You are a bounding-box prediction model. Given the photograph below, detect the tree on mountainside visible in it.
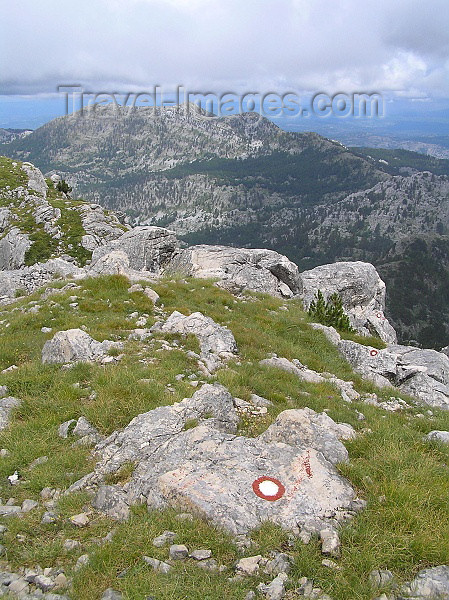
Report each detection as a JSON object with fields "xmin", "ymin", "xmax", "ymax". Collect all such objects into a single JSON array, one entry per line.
[{"xmin": 308, "ymin": 290, "xmax": 355, "ymax": 332}]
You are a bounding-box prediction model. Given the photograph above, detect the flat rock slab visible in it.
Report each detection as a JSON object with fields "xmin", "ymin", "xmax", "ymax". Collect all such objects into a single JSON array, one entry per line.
[{"xmin": 71, "ymin": 385, "xmax": 360, "ymax": 536}]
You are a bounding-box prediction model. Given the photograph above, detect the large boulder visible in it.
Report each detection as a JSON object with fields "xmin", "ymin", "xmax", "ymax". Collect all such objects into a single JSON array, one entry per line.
[
  {"xmin": 300, "ymin": 261, "xmax": 397, "ymax": 343},
  {"xmin": 153, "ymin": 311, "xmax": 238, "ymax": 373},
  {"xmin": 168, "ymin": 245, "xmax": 302, "ymax": 298},
  {"xmin": 92, "ymin": 226, "xmax": 178, "ymax": 274},
  {"xmin": 0, "ymin": 227, "xmax": 32, "ymax": 270},
  {"xmin": 338, "ymin": 340, "xmax": 398, "ymax": 388},
  {"xmin": 42, "ymin": 329, "xmax": 123, "ymax": 364},
  {"xmin": 87, "ymin": 250, "xmax": 156, "ymax": 282},
  {"xmin": 21, "ymin": 162, "xmax": 47, "ymax": 197},
  {"xmin": 68, "ymin": 385, "xmax": 361, "ymax": 536}
]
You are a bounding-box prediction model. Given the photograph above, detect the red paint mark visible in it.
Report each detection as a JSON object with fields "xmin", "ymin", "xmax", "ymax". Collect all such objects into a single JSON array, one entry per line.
[
  {"xmin": 284, "ymin": 451, "xmax": 313, "ymax": 500},
  {"xmin": 370, "ymin": 349, "xmax": 378, "ymax": 357},
  {"xmin": 252, "ymin": 476, "xmax": 285, "ymax": 501}
]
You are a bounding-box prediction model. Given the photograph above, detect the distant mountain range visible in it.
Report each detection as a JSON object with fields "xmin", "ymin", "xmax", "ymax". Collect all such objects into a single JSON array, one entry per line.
[{"xmin": 2, "ymin": 105, "xmax": 449, "ymax": 348}]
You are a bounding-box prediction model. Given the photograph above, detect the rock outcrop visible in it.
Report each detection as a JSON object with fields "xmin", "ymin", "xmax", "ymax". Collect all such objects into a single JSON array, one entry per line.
[
  {"xmin": 42, "ymin": 329, "xmax": 123, "ymax": 364},
  {"xmin": 300, "ymin": 261, "xmax": 397, "ymax": 343},
  {"xmin": 69, "ymin": 384, "xmax": 362, "ymax": 537},
  {"xmin": 152, "ymin": 311, "xmax": 238, "ymax": 373},
  {"xmin": 399, "ymin": 565, "xmax": 449, "ymax": 599},
  {"xmin": 168, "ymin": 245, "xmax": 302, "ymax": 298},
  {"xmin": 92, "ymin": 226, "xmax": 178, "ymax": 274},
  {"xmin": 0, "ymin": 228, "xmax": 32, "ymax": 270}
]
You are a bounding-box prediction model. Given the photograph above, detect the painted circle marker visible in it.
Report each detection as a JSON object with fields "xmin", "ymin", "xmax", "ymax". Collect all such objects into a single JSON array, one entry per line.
[
  {"xmin": 252, "ymin": 476, "xmax": 285, "ymax": 501},
  {"xmin": 376, "ymin": 312, "xmax": 383, "ymax": 319},
  {"xmin": 370, "ymin": 349, "xmax": 378, "ymax": 357}
]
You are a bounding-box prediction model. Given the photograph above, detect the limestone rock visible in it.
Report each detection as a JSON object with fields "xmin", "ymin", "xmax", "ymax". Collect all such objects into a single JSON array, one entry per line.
[
  {"xmin": 0, "ymin": 227, "xmax": 32, "ymax": 270},
  {"xmin": 101, "ymin": 590, "xmax": 124, "ymax": 600},
  {"xmin": 399, "ymin": 565, "xmax": 449, "ymax": 598},
  {"xmin": 169, "ymin": 245, "xmax": 302, "ymax": 298},
  {"xmin": 92, "ymin": 226, "xmax": 178, "ymax": 274},
  {"xmin": 143, "ymin": 556, "xmax": 172, "ymax": 573},
  {"xmin": 154, "ymin": 311, "xmax": 238, "ymax": 373},
  {"xmin": 259, "ymin": 408, "xmax": 354, "ymax": 465},
  {"xmin": 257, "ymin": 572, "xmax": 288, "ymax": 600},
  {"xmin": 21, "ymin": 162, "xmax": 47, "ymax": 197},
  {"xmin": 236, "ymin": 556, "xmax": 265, "ymax": 576},
  {"xmin": 42, "ymin": 328, "xmax": 123, "ymax": 364},
  {"xmin": 300, "ymin": 261, "xmax": 397, "ymax": 343},
  {"xmin": 0, "ymin": 396, "xmax": 21, "ymax": 430},
  {"xmin": 425, "ymin": 431, "xmax": 449, "ymax": 444},
  {"xmin": 75, "ymin": 203, "xmax": 127, "ymax": 251},
  {"xmin": 260, "ymin": 356, "xmax": 360, "ymax": 403},
  {"xmin": 338, "ymin": 340, "xmax": 397, "ymax": 388},
  {"xmin": 153, "ymin": 530, "xmax": 177, "ymax": 547},
  {"xmin": 92, "ymin": 486, "xmax": 130, "ymax": 521},
  {"xmin": 169, "ymin": 544, "xmax": 189, "ymax": 560},
  {"xmin": 0, "ymin": 258, "xmax": 85, "ymax": 301}
]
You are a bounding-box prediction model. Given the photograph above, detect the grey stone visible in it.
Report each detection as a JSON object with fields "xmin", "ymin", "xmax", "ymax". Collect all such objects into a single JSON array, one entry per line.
[
  {"xmin": 169, "ymin": 245, "xmax": 302, "ymax": 298},
  {"xmin": 8, "ymin": 577, "xmax": 29, "ymax": 594},
  {"xmin": 21, "ymin": 162, "xmax": 48, "ymax": 197},
  {"xmin": 101, "ymin": 589, "xmax": 124, "ymax": 600},
  {"xmin": 154, "ymin": 310, "xmax": 238, "ymax": 373},
  {"xmin": 92, "ymin": 226, "xmax": 178, "ymax": 274},
  {"xmin": 143, "ymin": 556, "xmax": 172, "ymax": 573},
  {"xmin": 169, "ymin": 544, "xmax": 189, "ymax": 560},
  {"xmin": 0, "ymin": 505, "xmax": 22, "ymax": 516},
  {"xmin": 264, "ymin": 552, "xmax": 293, "ymax": 576},
  {"xmin": 69, "ymin": 512, "xmax": 90, "ymax": 527},
  {"xmin": 338, "ymin": 340, "xmax": 397, "ymax": 388},
  {"xmin": 21, "ymin": 499, "xmax": 38, "ymax": 513},
  {"xmin": 34, "ymin": 574, "xmax": 56, "ymax": 591},
  {"xmin": 369, "ymin": 569, "xmax": 395, "ymax": 588},
  {"xmin": 320, "ymin": 528, "xmax": 341, "ymax": 558},
  {"xmin": 75, "ymin": 554, "xmax": 90, "ymax": 571},
  {"xmin": 399, "ymin": 565, "xmax": 449, "ymax": 598},
  {"xmin": 260, "ymin": 355, "xmax": 360, "ymax": 403},
  {"xmin": 63, "ymin": 538, "xmax": 81, "ymax": 551},
  {"xmin": 236, "ymin": 556, "xmax": 265, "ymax": 576},
  {"xmin": 425, "ymin": 430, "xmax": 449, "ymax": 444},
  {"xmin": 152, "ymin": 530, "xmax": 176, "ymax": 547},
  {"xmin": 92, "ymin": 486, "xmax": 130, "ymax": 521},
  {"xmin": 0, "ymin": 396, "xmax": 21, "ymax": 431},
  {"xmin": 0, "ymin": 227, "xmax": 32, "ymax": 270},
  {"xmin": 259, "ymin": 407, "xmax": 354, "ymax": 465},
  {"xmin": 42, "ymin": 329, "xmax": 123, "ymax": 364},
  {"xmin": 68, "ymin": 383, "xmax": 361, "ymax": 538},
  {"xmin": 300, "ymin": 261, "xmax": 397, "ymax": 343},
  {"xmin": 41, "ymin": 511, "xmax": 58, "ymax": 524},
  {"xmin": 190, "ymin": 549, "xmax": 212, "ymax": 560},
  {"xmin": 257, "ymin": 572, "xmax": 288, "ymax": 600}
]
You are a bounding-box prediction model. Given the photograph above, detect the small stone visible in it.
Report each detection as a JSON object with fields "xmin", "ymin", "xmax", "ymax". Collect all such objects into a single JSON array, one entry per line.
[
  {"xmin": 369, "ymin": 569, "xmax": 395, "ymax": 588},
  {"xmin": 29, "ymin": 456, "xmax": 48, "ymax": 469},
  {"xmin": 53, "ymin": 572, "xmax": 69, "ymax": 588},
  {"xmin": 41, "ymin": 487, "xmax": 55, "ymax": 499},
  {"xmin": 169, "ymin": 544, "xmax": 189, "ymax": 560},
  {"xmin": 75, "ymin": 554, "xmax": 90, "ymax": 571},
  {"xmin": 34, "ymin": 574, "xmax": 56, "ymax": 591},
  {"xmin": 41, "ymin": 511, "xmax": 58, "ymax": 524},
  {"xmin": 143, "ymin": 556, "xmax": 172, "ymax": 573},
  {"xmin": 24, "ymin": 569, "xmax": 39, "ymax": 582},
  {"xmin": 196, "ymin": 558, "xmax": 218, "ymax": 571},
  {"xmin": 320, "ymin": 528, "xmax": 341, "ymax": 558},
  {"xmin": 257, "ymin": 572, "xmax": 288, "ymax": 600},
  {"xmin": 152, "ymin": 530, "xmax": 177, "ymax": 547},
  {"xmin": 21, "ymin": 499, "xmax": 39, "ymax": 513},
  {"xmin": 190, "ymin": 549, "xmax": 212, "ymax": 561},
  {"xmin": 41, "ymin": 327, "xmax": 52, "ymax": 333},
  {"xmin": 8, "ymin": 577, "xmax": 29, "ymax": 594},
  {"xmin": 322, "ymin": 558, "xmax": 341, "ymax": 570},
  {"xmin": 0, "ymin": 448, "xmax": 9, "ymax": 457},
  {"xmin": 6, "ymin": 497, "xmax": 16, "ymax": 505},
  {"xmin": 0, "ymin": 524, "xmax": 8, "ymax": 535},
  {"xmin": 101, "ymin": 589, "xmax": 124, "ymax": 600},
  {"xmin": 63, "ymin": 538, "xmax": 82, "ymax": 551},
  {"xmin": 70, "ymin": 512, "xmax": 90, "ymax": 527},
  {"xmin": 245, "ymin": 593, "xmax": 256, "ymax": 600},
  {"xmin": 264, "ymin": 552, "xmax": 292, "ymax": 576},
  {"xmin": 236, "ymin": 555, "xmax": 264, "ymax": 576}
]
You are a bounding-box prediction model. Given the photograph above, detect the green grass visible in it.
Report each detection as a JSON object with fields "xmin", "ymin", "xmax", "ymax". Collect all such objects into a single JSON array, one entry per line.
[{"xmin": 0, "ymin": 275, "xmax": 448, "ymax": 599}]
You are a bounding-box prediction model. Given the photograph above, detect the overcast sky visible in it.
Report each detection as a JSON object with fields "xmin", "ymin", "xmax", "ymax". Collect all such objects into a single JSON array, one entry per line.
[{"xmin": 1, "ymin": 0, "xmax": 448, "ymax": 99}]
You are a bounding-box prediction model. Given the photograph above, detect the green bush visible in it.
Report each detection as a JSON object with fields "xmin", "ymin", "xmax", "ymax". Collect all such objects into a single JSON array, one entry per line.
[{"xmin": 308, "ymin": 289, "xmax": 355, "ymax": 332}]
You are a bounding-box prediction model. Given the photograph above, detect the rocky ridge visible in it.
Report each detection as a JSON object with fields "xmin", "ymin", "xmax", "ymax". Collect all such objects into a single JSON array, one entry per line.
[{"xmin": 0, "ymin": 160, "xmax": 448, "ymax": 599}]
